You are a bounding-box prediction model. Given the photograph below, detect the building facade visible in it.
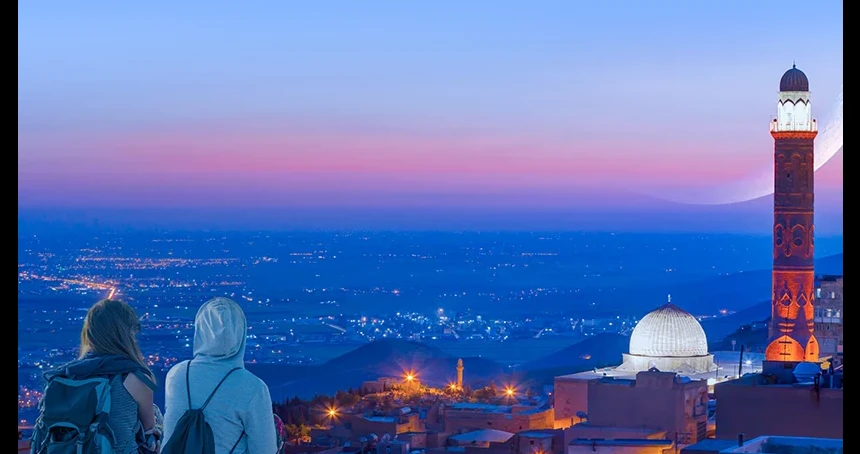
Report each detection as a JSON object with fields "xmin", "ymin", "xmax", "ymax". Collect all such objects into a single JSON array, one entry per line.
[
  {"xmin": 765, "ymin": 64, "xmax": 819, "ymax": 364},
  {"xmin": 580, "ymin": 371, "xmax": 709, "ymax": 445},
  {"xmin": 814, "ymin": 275, "xmax": 843, "ymax": 360},
  {"xmin": 714, "ymin": 372, "xmax": 843, "ymax": 440},
  {"xmin": 443, "ymin": 402, "xmax": 554, "ymax": 435}
]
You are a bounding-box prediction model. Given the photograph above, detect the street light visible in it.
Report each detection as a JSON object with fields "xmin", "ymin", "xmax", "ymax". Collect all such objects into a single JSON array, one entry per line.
[
  {"xmin": 405, "ymin": 373, "xmax": 415, "ymax": 382},
  {"xmin": 505, "ymin": 387, "xmax": 515, "ymax": 397}
]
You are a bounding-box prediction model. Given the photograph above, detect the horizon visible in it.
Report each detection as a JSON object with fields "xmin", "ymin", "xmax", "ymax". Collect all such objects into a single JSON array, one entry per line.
[{"xmin": 18, "ymin": 1, "xmax": 843, "ymax": 234}]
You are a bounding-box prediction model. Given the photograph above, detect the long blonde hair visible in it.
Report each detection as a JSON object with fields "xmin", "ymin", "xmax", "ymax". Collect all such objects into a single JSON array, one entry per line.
[{"xmin": 79, "ymin": 299, "xmax": 154, "ymax": 381}]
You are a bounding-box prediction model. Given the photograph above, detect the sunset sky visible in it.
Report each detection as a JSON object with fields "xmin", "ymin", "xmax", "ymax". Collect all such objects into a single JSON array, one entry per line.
[{"xmin": 17, "ymin": 1, "xmax": 843, "ymax": 233}]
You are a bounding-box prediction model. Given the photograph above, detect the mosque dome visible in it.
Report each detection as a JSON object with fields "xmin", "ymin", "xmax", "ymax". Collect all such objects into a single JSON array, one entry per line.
[
  {"xmin": 780, "ymin": 64, "xmax": 809, "ymax": 92},
  {"xmin": 628, "ymin": 303, "xmax": 709, "ymax": 357}
]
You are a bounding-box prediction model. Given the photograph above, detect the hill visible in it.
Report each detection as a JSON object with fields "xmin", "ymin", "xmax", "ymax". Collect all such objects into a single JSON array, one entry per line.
[
  {"xmin": 150, "ymin": 339, "xmax": 508, "ymax": 405},
  {"xmin": 701, "ymin": 300, "xmax": 771, "ymax": 347},
  {"xmin": 647, "ymin": 252, "xmax": 843, "ymax": 317}
]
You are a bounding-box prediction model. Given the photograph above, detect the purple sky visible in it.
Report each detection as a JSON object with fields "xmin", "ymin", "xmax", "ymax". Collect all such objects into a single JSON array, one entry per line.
[{"xmin": 17, "ymin": 1, "xmax": 843, "ymax": 233}]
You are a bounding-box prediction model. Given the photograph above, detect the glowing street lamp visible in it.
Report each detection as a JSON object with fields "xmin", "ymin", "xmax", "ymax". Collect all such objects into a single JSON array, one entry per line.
[
  {"xmin": 449, "ymin": 383, "xmax": 458, "ymax": 391},
  {"xmin": 327, "ymin": 408, "xmax": 338, "ymax": 418},
  {"xmin": 405, "ymin": 373, "xmax": 415, "ymax": 382},
  {"xmin": 505, "ymin": 387, "xmax": 515, "ymax": 397}
]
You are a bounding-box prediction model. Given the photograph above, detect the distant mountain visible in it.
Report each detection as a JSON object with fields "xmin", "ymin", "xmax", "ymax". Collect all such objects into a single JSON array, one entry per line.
[
  {"xmin": 149, "ymin": 339, "xmax": 508, "ymax": 405},
  {"xmin": 710, "ymin": 323, "xmax": 768, "ymax": 353},
  {"xmin": 701, "ymin": 301, "xmax": 770, "ymax": 346},
  {"xmin": 520, "ymin": 333, "xmax": 629, "ymax": 373},
  {"xmin": 648, "ymin": 252, "xmax": 843, "ymax": 316}
]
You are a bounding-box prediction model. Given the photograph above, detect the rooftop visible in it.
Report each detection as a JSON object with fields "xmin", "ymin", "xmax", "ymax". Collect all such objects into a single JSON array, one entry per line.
[
  {"xmin": 517, "ymin": 430, "xmax": 556, "ymax": 439},
  {"xmin": 449, "ymin": 429, "xmax": 515, "ymax": 444},
  {"xmin": 557, "ymin": 351, "xmax": 763, "ymax": 383},
  {"xmin": 721, "ymin": 436, "xmax": 842, "ymax": 454},
  {"xmin": 570, "ymin": 438, "xmax": 674, "ymax": 447},
  {"xmin": 447, "ymin": 402, "xmax": 512, "ymax": 414},
  {"xmin": 719, "ymin": 371, "xmax": 843, "ymax": 390},
  {"xmin": 817, "ymin": 275, "xmax": 843, "ymax": 282},
  {"xmin": 680, "ymin": 439, "xmax": 738, "ymax": 453},
  {"xmin": 362, "ymin": 415, "xmax": 398, "ymax": 423}
]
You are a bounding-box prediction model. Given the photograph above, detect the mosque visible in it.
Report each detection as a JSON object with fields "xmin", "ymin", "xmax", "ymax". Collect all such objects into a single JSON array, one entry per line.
[{"xmin": 553, "ymin": 296, "xmax": 763, "ymax": 429}]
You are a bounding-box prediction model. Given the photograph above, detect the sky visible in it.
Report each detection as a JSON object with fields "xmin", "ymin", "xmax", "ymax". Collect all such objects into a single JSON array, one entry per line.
[{"xmin": 17, "ymin": 1, "xmax": 844, "ymax": 233}]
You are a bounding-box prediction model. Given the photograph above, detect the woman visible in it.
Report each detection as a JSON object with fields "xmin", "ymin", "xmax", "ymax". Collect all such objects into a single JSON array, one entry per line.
[
  {"xmin": 42, "ymin": 299, "xmax": 161, "ymax": 453},
  {"xmin": 162, "ymin": 297, "xmax": 277, "ymax": 454}
]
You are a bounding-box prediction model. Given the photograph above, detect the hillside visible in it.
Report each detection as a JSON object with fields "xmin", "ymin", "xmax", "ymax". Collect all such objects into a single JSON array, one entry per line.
[
  {"xmin": 647, "ymin": 252, "xmax": 843, "ymax": 316},
  {"xmin": 701, "ymin": 300, "xmax": 771, "ymax": 346},
  {"xmin": 520, "ymin": 333, "xmax": 629, "ymax": 372},
  {"xmin": 149, "ymin": 339, "xmax": 508, "ymax": 405}
]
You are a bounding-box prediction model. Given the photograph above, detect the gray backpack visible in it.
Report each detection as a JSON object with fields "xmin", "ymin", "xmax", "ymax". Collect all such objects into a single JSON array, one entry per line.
[
  {"xmin": 30, "ymin": 376, "xmax": 116, "ymax": 454},
  {"xmin": 161, "ymin": 361, "xmax": 244, "ymax": 454}
]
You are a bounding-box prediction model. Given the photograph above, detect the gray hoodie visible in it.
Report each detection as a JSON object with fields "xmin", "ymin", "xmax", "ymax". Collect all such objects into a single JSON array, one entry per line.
[{"xmin": 162, "ymin": 297, "xmax": 277, "ymax": 454}]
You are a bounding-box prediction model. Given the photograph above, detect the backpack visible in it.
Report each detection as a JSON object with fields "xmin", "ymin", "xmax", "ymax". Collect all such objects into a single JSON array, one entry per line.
[
  {"xmin": 161, "ymin": 361, "xmax": 245, "ymax": 454},
  {"xmin": 30, "ymin": 375, "xmax": 116, "ymax": 454}
]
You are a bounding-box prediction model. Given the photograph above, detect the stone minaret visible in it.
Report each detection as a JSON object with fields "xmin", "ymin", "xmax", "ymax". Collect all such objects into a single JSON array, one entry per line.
[
  {"xmin": 456, "ymin": 358, "xmax": 464, "ymax": 388},
  {"xmin": 765, "ymin": 64, "xmax": 819, "ymax": 365}
]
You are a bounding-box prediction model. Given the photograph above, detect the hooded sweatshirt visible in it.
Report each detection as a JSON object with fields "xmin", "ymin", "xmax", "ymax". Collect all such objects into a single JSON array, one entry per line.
[{"xmin": 162, "ymin": 298, "xmax": 277, "ymax": 454}]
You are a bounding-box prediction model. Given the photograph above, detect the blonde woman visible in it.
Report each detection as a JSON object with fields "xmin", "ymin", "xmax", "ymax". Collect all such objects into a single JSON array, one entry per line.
[{"xmin": 38, "ymin": 299, "xmax": 161, "ymax": 453}]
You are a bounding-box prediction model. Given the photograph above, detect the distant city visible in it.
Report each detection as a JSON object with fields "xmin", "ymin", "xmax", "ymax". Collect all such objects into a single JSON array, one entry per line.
[{"xmin": 17, "ymin": 229, "xmax": 842, "ymax": 423}]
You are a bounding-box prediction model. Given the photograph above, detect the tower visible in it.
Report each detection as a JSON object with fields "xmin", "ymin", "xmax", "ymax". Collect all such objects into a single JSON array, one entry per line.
[
  {"xmin": 764, "ymin": 64, "xmax": 819, "ymax": 364},
  {"xmin": 456, "ymin": 358, "xmax": 464, "ymax": 388}
]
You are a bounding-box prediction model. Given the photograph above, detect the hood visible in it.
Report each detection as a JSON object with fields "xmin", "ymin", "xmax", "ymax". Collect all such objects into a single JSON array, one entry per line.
[
  {"xmin": 44, "ymin": 354, "xmax": 147, "ymax": 382},
  {"xmin": 192, "ymin": 297, "xmax": 247, "ymax": 368}
]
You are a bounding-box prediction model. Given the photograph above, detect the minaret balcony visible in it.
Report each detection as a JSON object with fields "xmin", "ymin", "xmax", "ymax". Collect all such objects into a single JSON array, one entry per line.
[{"xmin": 770, "ymin": 118, "xmax": 818, "ymax": 133}]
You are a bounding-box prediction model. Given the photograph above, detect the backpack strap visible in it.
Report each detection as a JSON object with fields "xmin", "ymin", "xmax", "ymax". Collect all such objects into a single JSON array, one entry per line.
[
  {"xmin": 200, "ymin": 366, "xmax": 242, "ymax": 411},
  {"xmin": 184, "ymin": 361, "xmax": 193, "ymax": 409},
  {"xmin": 228, "ymin": 431, "xmax": 245, "ymax": 454},
  {"xmin": 185, "ymin": 362, "xmax": 242, "ymax": 411}
]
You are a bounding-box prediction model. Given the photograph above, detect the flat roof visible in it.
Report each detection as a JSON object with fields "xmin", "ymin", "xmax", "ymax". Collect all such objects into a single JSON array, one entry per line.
[
  {"xmin": 363, "ymin": 416, "xmax": 396, "ymax": 423},
  {"xmin": 447, "ymin": 403, "xmax": 511, "ymax": 414},
  {"xmin": 722, "ymin": 435, "xmax": 843, "ymax": 453},
  {"xmin": 680, "ymin": 439, "xmax": 737, "ymax": 452},
  {"xmin": 570, "ymin": 438, "xmax": 673, "ymax": 447},
  {"xmin": 556, "ymin": 351, "xmax": 764, "ymax": 381},
  {"xmin": 517, "ymin": 431, "xmax": 555, "ymax": 439},
  {"xmin": 449, "ymin": 429, "xmax": 515, "ymax": 444}
]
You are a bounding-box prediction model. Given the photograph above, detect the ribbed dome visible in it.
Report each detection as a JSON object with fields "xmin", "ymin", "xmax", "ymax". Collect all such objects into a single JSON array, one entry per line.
[
  {"xmin": 780, "ymin": 64, "xmax": 809, "ymax": 92},
  {"xmin": 629, "ymin": 303, "xmax": 709, "ymax": 357}
]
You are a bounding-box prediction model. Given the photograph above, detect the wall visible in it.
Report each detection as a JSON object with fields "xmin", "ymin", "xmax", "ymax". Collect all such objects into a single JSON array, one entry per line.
[
  {"xmin": 814, "ymin": 278, "xmax": 843, "ymax": 358},
  {"xmin": 444, "ymin": 407, "xmax": 554, "ymax": 434},
  {"xmin": 396, "ymin": 432, "xmax": 426, "ymax": 449},
  {"xmin": 568, "ymin": 442, "xmax": 674, "ymax": 454},
  {"xmin": 344, "ymin": 413, "xmax": 423, "ymax": 440},
  {"xmin": 587, "ymin": 372, "xmax": 709, "ymax": 444},
  {"xmin": 715, "ymin": 381, "xmax": 843, "ymax": 440},
  {"xmin": 553, "ymin": 377, "xmax": 589, "ymax": 428}
]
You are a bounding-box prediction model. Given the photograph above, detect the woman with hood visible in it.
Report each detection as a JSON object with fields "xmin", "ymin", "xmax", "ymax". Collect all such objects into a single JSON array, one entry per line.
[
  {"xmin": 40, "ymin": 298, "xmax": 161, "ymax": 453},
  {"xmin": 162, "ymin": 297, "xmax": 277, "ymax": 453}
]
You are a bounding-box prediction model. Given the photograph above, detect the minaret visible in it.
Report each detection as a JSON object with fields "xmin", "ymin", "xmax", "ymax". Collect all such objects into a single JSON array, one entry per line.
[
  {"xmin": 456, "ymin": 358, "xmax": 464, "ymax": 388},
  {"xmin": 764, "ymin": 64, "xmax": 819, "ymax": 365}
]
